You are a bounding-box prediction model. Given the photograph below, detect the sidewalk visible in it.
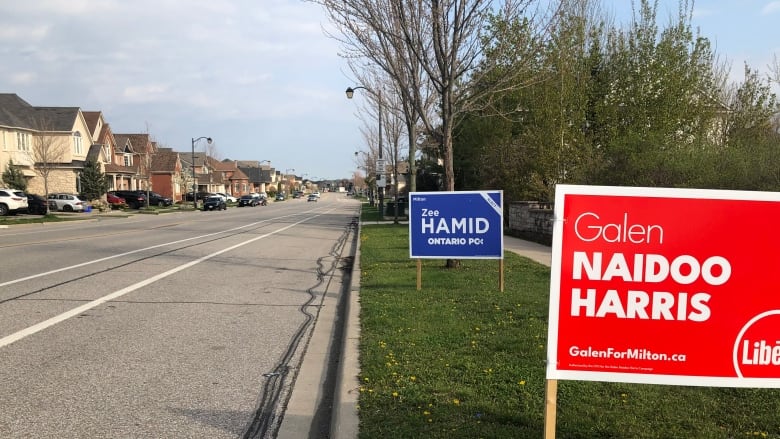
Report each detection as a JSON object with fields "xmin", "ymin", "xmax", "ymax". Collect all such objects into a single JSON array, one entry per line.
[{"xmin": 503, "ymin": 235, "xmax": 552, "ymax": 267}]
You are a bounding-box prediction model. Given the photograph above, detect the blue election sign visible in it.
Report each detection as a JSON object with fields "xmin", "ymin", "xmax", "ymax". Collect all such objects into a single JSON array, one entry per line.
[{"xmin": 409, "ymin": 191, "xmax": 503, "ymax": 259}]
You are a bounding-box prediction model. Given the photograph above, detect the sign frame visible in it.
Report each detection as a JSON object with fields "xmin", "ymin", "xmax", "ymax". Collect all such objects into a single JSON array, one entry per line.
[
  {"xmin": 547, "ymin": 184, "xmax": 780, "ymax": 388},
  {"xmin": 408, "ymin": 190, "xmax": 504, "ymax": 259}
]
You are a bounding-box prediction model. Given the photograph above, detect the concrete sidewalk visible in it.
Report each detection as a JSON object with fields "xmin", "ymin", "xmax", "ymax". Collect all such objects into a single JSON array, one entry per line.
[{"xmin": 503, "ymin": 235, "xmax": 552, "ymax": 267}]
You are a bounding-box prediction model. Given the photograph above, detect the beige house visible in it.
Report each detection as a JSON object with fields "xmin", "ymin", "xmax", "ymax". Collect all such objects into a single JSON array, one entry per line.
[{"xmin": 0, "ymin": 93, "xmax": 104, "ymax": 195}]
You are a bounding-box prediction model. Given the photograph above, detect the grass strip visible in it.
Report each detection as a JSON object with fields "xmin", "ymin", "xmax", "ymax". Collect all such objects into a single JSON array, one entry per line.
[{"xmin": 356, "ymin": 223, "xmax": 780, "ymax": 438}]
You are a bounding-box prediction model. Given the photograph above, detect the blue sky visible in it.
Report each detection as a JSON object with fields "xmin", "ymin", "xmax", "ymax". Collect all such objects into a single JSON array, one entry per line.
[{"xmin": 0, "ymin": 1, "xmax": 777, "ymax": 181}]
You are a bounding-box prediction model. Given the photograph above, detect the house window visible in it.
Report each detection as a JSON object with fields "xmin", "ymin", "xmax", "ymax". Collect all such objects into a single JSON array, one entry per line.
[
  {"xmin": 123, "ymin": 154, "xmax": 132, "ymax": 167},
  {"xmin": 17, "ymin": 132, "xmax": 30, "ymax": 151},
  {"xmin": 73, "ymin": 132, "xmax": 83, "ymax": 154}
]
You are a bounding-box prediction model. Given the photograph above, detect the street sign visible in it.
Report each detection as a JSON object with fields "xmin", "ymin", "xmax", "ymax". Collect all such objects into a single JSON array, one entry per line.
[
  {"xmin": 547, "ymin": 184, "xmax": 780, "ymax": 388},
  {"xmin": 409, "ymin": 191, "xmax": 503, "ymax": 259}
]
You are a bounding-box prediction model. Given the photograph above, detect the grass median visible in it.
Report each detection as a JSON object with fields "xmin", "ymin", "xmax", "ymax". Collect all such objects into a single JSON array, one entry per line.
[{"xmin": 356, "ymin": 223, "xmax": 780, "ymax": 438}]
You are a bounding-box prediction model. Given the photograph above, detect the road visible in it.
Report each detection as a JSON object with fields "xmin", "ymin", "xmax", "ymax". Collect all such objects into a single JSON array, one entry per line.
[{"xmin": 0, "ymin": 193, "xmax": 360, "ymax": 438}]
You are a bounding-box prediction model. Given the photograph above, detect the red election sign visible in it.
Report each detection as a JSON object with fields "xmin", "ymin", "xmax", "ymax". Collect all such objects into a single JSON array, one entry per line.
[{"xmin": 546, "ymin": 185, "xmax": 780, "ymax": 388}]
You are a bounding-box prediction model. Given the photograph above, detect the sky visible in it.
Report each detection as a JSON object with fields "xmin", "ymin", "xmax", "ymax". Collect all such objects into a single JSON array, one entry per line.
[{"xmin": 0, "ymin": 1, "xmax": 778, "ymax": 181}]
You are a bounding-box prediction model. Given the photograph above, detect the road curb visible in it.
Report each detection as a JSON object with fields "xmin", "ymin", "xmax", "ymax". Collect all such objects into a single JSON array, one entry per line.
[{"xmin": 330, "ymin": 219, "xmax": 362, "ymax": 439}]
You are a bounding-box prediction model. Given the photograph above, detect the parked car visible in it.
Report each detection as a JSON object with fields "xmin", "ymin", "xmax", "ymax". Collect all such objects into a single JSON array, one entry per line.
[
  {"xmin": 275, "ymin": 193, "xmax": 285, "ymax": 201},
  {"xmin": 47, "ymin": 193, "xmax": 85, "ymax": 212},
  {"xmin": 25, "ymin": 194, "xmax": 48, "ymax": 215},
  {"xmin": 109, "ymin": 190, "xmax": 147, "ymax": 209},
  {"xmin": 202, "ymin": 196, "xmax": 227, "ymax": 211},
  {"xmin": 307, "ymin": 194, "xmax": 318, "ymax": 202},
  {"xmin": 106, "ymin": 192, "xmax": 127, "ymax": 209},
  {"xmin": 0, "ymin": 188, "xmax": 29, "ymax": 216},
  {"xmin": 216, "ymin": 192, "xmax": 237, "ymax": 203},
  {"xmin": 184, "ymin": 191, "xmax": 216, "ymax": 202},
  {"xmin": 145, "ymin": 191, "xmax": 173, "ymax": 207},
  {"xmin": 238, "ymin": 194, "xmax": 259, "ymax": 207}
]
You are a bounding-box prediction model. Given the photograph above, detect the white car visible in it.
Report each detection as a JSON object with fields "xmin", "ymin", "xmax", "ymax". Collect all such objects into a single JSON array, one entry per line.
[
  {"xmin": 0, "ymin": 188, "xmax": 29, "ymax": 216},
  {"xmin": 47, "ymin": 193, "xmax": 86, "ymax": 212},
  {"xmin": 216, "ymin": 192, "xmax": 237, "ymax": 203}
]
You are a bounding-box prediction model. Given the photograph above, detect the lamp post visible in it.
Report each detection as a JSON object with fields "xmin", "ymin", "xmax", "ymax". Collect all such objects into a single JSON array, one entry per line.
[
  {"xmin": 346, "ymin": 86, "xmax": 383, "ymax": 215},
  {"xmin": 192, "ymin": 136, "xmax": 212, "ymax": 209}
]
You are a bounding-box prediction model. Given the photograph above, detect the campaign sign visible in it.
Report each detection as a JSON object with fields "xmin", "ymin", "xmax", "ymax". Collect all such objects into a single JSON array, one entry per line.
[
  {"xmin": 547, "ymin": 185, "xmax": 780, "ymax": 388},
  {"xmin": 409, "ymin": 191, "xmax": 503, "ymax": 259}
]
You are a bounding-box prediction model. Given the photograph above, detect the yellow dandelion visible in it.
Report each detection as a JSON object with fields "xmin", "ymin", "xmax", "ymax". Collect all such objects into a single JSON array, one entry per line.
[
  {"xmin": 410, "ymin": 376, "xmax": 417, "ymax": 382},
  {"xmin": 453, "ymin": 398, "xmax": 460, "ymax": 406},
  {"xmin": 423, "ymin": 410, "xmax": 431, "ymax": 416},
  {"xmin": 518, "ymin": 380, "xmax": 526, "ymax": 386}
]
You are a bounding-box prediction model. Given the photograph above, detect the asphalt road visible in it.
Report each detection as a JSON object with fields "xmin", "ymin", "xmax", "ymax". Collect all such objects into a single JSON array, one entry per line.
[{"xmin": 0, "ymin": 193, "xmax": 360, "ymax": 438}]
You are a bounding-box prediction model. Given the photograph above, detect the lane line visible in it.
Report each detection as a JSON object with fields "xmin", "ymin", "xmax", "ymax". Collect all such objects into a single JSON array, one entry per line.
[
  {"xmin": 0, "ymin": 212, "xmax": 328, "ymax": 350},
  {"xmin": 0, "ymin": 212, "xmax": 308, "ymax": 289}
]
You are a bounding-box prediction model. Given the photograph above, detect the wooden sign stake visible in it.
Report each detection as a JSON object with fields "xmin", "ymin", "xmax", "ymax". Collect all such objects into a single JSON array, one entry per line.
[
  {"xmin": 416, "ymin": 259, "xmax": 422, "ymax": 291},
  {"xmin": 499, "ymin": 259, "xmax": 505, "ymax": 292},
  {"xmin": 544, "ymin": 379, "xmax": 558, "ymax": 439}
]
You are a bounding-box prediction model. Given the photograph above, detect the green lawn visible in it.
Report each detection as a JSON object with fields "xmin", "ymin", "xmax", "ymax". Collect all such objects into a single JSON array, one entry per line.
[{"xmin": 356, "ymin": 223, "xmax": 780, "ymax": 438}]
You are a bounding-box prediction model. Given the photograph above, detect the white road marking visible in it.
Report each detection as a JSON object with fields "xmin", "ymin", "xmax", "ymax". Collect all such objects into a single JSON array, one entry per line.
[
  {"xmin": 0, "ymin": 212, "xmax": 305, "ymax": 289},
  {"xmin": 0, "ymin": 213, "xmax": 324, "ymax": 350}
]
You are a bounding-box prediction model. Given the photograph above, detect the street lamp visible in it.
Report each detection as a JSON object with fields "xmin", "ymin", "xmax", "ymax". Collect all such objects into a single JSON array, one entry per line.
[
  {"xmin": 192, "ymin": 136, "xmax": 212, "ymax": 209},
  {"xmin": 346, "ymin": 85, "xmax": 384, "ymax": 214}
]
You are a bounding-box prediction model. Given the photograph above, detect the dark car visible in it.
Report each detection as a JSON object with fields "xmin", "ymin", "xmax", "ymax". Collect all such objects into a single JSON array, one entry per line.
[
  {"xmin": 203, "ymin": 196, "xmax": 227, "ymax": 211},
  {"xmin": 109, "ymin": 190, "xmax": 147, "ymax": 209},
  {"xmin": 145, "ymin": 191, "xmax": 173, "ymax": 207},
  {"xmin": 184, "ymin": 191, "xmax": 216, "ymax": 202},
  {"xmin": 111, "ymin": 190, "xmax": 172, "ymax": 208},
  {"xmin": 238, "ymin": 194, "xmax": 259, "ymax": 207},
  {"xmin": 25, "ymin": 194, "xmax": 49, "ymax": 215}
]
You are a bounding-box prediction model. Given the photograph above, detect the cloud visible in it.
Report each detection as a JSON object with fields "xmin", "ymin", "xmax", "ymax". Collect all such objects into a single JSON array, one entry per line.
[
  {"xmin": 762, "ymin": 1, "xmax": 780, "ymax": 15},
  {"xmin": 10, "ymin": 72, "xmax": 36, "ymax": 85}
]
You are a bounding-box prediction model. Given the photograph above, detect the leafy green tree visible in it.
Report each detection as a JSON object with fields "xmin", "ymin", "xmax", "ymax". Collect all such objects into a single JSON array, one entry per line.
[
  {"xmin": 2, "ymin": 159, "xmax": 27, "ymax": 191},
  {"xmin": 80, "ymin": 159, "xmax": 108, "ymax": 201},
  {"xmin": 589, "ymin": 0, "xmax": 719, "ymax": 187},
  {"xmin": 454, "ymin": 0, "xmax": 600, "ymax": 202}
]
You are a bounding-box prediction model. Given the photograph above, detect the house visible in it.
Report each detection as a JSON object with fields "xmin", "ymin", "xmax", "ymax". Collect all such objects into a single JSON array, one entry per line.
[
  {"xmin": 151, "ymin": 148, "xmax": 184, "ymax": 201},
  {"xmin": 208, "ymin": 158, "xmax": 250, "ymax": 197},
  {"xmin": 236, "ymin": 160, "xmax": 274, "ymax": 194},
  {"xmin": 108, "ymin": 134, "xmax": 152, "ymax": 192},
  {"xmin": 0, "ymin": 93, "xmax": 100, "ymax": 195}
]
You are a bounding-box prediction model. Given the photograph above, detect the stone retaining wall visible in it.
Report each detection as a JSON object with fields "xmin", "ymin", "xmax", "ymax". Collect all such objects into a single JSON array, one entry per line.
[{"xmin": 506, "ymin": 201, "xmax": 554, "ymax": 246}]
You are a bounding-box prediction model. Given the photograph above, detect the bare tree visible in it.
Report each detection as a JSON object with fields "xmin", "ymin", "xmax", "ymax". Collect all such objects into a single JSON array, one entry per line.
[
  {"xmin": 315, "ymin": 0, "xmax": 438, "ymax": 194},
  {"xmin": 29, "ymin": 116, "xmax": 68, "ymax": 206},
  {"xmin": 317, "ymin": 0, "xmax": 556, "ymax": 267},
  {"xmin": 205, "ymin": 140, "xmax": 221, "ymax": 161}
]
